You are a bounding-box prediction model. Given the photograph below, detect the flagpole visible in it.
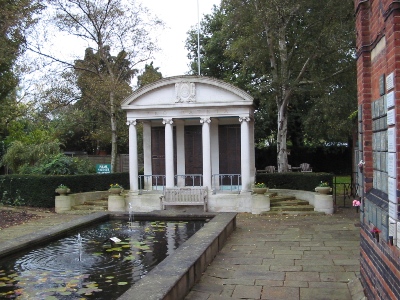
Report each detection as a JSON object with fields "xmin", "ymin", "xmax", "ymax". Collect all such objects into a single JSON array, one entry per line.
[{"xmin": 197, "ymin": 0, "xmax": 201, "ymax": 75}]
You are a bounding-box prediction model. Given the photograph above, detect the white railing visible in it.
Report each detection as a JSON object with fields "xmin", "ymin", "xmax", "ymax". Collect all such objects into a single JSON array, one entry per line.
[
  {"xmin": 138, "ymin": 174, "xmax": 241, "ymax": 194},
  {"xmin": 174, "ymin": 174, "xmax": 203, "ymax": 187},
  {"xmin": 139, "ymin": 175, "xmax": 165, "ymax": 193},
  {"xmin": 212, "ymin": 174, "xmax": 241, "ymax": 194}
]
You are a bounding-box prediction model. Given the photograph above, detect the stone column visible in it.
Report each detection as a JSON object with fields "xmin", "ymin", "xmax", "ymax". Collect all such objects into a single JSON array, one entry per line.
[
  {"xmin": 127, "ymin": 119, "xmax": 138, "ymax": 192},
  {"xmin": 163, "ymin": 118, "xmax": 174, "ymax": 188},
  {"xmin": 201, "ymin": 117, "xmax": 212, "ymax": 190},
  {"xmin": 239, "ymin": 116, "xmax": 251, "ymax": 192},
  {"xmin": 175, "ymin": 120, "xmax": 185, "ymax": 187},
  {"xmin": 142, "ymin": 121, "xmax": 152, "ymax": 190},
  {"xmin": 210, "ymin": 119, "xmax": 220, "ymax": 192}
]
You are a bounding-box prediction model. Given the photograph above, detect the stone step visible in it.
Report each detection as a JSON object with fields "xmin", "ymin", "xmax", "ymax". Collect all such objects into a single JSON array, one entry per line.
[
  {"xmin": 261, "ymin": 210, "xmax": 325, "ymax": 216},
  {"xmin": 270, "ymin": 205, "xmax": 315, "ymax": 212},
  {"xmin": 270, "ymin": 195, "xmax": 296, "ymax": 202},
  {"xmin": 84, "ymin": 200, "xmax": 108, "ymax": 206},
  {"xmin": 271, "ymin": 199, "xmax": 310, "ymax": 207},
  {"xmin": 72, "ymin": 204, "xmax": 107, "ymax": 211}
]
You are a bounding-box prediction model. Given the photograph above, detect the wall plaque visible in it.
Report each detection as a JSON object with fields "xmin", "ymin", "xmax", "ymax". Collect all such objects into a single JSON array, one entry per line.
[
  {"xmin": 388, "ymin": 153, "xmax": 397, "ymax": 178},
  {"xmin": 388, "ymin": 127, "xmax": 396, "ymax": 152},
  {"xmin": 397, "ymin": 222, "xmax": 400, "ymax": 247},
  {"xmin": 389, "ymin": 202, "xmax": 397, "ymax": 219},
  {"xmin": 387, "ymin": 91, "xmax": 395, "ymax": 108},
  {"xmin": 389, "ymin": 217, "xmax": 397, "ymax": 240},
  {"xmin": 386, "ymin": 72, "xmax": 394, "ymax": 91},
  {"xmin": 379, "ymin": 74, "xmax": 385, "ymax": 95},
  {"xmin": 388, "ymin": 177, "xmax": 397, "ymax": 203},
  {"xmin": 387, "ymin": 109, "xmax": 395, "ymax": 125}
]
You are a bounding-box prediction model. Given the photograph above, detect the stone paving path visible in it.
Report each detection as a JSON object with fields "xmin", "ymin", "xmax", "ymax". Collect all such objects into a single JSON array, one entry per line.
[
  {"xmin": 0, "ymin": 206, "xmax": 366, "ymax": 300},
  {"xmin": 186, "ymin": 208, "xmax": 366, "ymax": 300}
]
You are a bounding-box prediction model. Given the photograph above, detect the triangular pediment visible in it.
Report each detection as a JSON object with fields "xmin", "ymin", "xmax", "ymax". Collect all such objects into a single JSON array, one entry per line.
[{"xmin": 121, "ymin": 76, "xmax": 253, "ymax": 109}]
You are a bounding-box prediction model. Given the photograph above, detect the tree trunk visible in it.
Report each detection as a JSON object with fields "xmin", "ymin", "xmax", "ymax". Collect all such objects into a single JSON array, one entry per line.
[
  {"xmin": 110, "ymin": 90, "xmax": 118, "ymax": 173},
  {"xmin": 277, "ymin": 101, "xmax": 288, "ymax": 172}
]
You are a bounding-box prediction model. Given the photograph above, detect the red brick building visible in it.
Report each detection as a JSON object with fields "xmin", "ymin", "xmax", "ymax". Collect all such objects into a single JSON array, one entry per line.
[{"xmin": 355, "ymin": 0, "xmax": 400, "ymax": 298}]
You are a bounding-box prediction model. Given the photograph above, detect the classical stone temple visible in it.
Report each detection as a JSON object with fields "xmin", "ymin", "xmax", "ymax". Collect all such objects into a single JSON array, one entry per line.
[
  {"xmin": 355, "ymin": 0, "xmax": 400, "ymax": 298},
  {"xmin": 121, "ymin": 76, "xmax": 258, "ymax": 212}
]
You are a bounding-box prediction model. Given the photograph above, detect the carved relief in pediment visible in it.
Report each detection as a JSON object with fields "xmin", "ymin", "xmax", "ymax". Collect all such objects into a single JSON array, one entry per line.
[{"xmin": 175, "ymin": 81, "xmax": 196, "ymax": 103}]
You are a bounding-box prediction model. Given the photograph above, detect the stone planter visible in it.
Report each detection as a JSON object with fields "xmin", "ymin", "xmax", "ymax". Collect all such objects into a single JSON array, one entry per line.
[
  {"xmin": 55, "ymin": 188, "xmax": 70, "ymax": 195},
  {"xmin": 314, "ymin": 194, "xmax": 334, "ymax": 214},
  {"xmin": 314, "ymin": 186, "xmax": 331, "ymax": 195},
  {"xmin": 251, "ymin": 194, "xmax": 270, "ymax": 214},
  {"xmin": 253, "ymin": 188, "xmax": 268, "ymax": 194},
  {"xmin": 55, "ymin": 195, "xmax": 72, "ymax": 213},
  {"xmin": 108, "ymin": 194, "xmax": 125, "ymax": 211},
  {"xmin": 109, "ymin": 188, "xmax": 123, "ymax": 195}
]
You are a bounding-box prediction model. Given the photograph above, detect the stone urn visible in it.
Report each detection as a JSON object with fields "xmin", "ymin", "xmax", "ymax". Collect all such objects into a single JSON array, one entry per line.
[
  {"xmin": 55, "ymin": 188, "xmax": 70, "ymax": 195},
  {"xmin": 315, "ymin": 186, "xmax": 331, "ymax": 195},
  {"xmin": 253, "ymin": 188, "xmax": 268, "ymax": 194},
  {"xmin": 109, "ymin": 188, "xmax": 123, "ymax": 194}
]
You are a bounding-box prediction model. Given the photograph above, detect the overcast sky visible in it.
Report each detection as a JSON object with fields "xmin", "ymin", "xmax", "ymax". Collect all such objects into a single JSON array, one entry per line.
[{"xmin": 141, "ymin": 0, "xmax": 220, "ymax": 77}]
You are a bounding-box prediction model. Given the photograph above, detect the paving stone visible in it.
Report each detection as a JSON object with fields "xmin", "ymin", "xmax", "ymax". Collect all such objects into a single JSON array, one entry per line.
[
  {"xmin": 234, "ymin": 269, "xmax": 285, "ymax": 281},
  {"xmin": 231, "ymin": 285, "xmax": 262, "ymax": 299},
  {"xmin": 308, "ymin": 281, "xmax": 350, "ymax": 288},
  {"xmin": 222, "ymin": 278, "xmax": 255, "ymax": 285},
  {"xmin": 269, "ymin": 265, "xmax": 303, "ymax": 272},
  {"xmin": 300, "ymin": 287, "xmax": 352, "ymax": 300},
  {"xmin": 295, "ymin": 258, "xmax": 334, "ymax": 266},
  {"xmin": 320, "ymin": 272, "xmax": 357, "ymax": 282},
  {"xmin": 333, "ymin": 259, "xmax": 360, "ymax": 266},
  {"xmin": 283, "ymin": 280, "xmax": 309, "ymax": 287},
  {"xmin": 285, "ymin": 271, "xmax": 321, "ymax": 282},
  {"xmin": 262, "ymin": 258, "xmax": 295, "ymax": 266},
  {"xmin": 255, "ymin": 280, "xmax": 283, "ymax": 286},
  {"xmin": 302, "ymin": 265, "xmax": 345, "ymax": 272},
  {"xmin": 261, "ymin": 286, "xmax": 300, "ymax": 300}
]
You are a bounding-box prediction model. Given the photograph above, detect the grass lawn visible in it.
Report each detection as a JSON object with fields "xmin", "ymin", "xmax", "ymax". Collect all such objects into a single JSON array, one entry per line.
[{"xmin": 333, "ymin": 175, "xmax": 352, "ymax": 196}]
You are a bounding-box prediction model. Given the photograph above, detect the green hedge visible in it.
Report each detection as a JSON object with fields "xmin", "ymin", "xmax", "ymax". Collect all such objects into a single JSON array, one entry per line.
[
  {"xmin": 255, "ymin": 172, "xmax": 333, "ymax": 191},
  {"xmin": 0, "ymin": 173, "xmax": 130, "ymax": 208}
]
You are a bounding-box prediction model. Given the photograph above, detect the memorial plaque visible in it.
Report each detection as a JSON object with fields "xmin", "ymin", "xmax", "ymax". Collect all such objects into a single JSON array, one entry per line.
[
  {"xmin": 387, "ymin": 109, "xmax": 395, "ymax": 125},
  {"xmin": 377, "ymin": 208, "xmax": 382, "ymax": 228},
  {"xmin": 389, "ymin": 202, "xmax": 398, "ymax": 219},
  {"xmin": 389, "ymin": 218, "xmax": 397, "ymax": 240},
  {"xmin": 388, "ymin": 127, "xmax": 396, "ymax": 152},
  {"xmin": 388, "ymin": 177, "xmax": 397, "ymax": 203},
  {"xmin": 379, "ymin": 74, "xmax": 385, "ymax": 95},
  {"xmin": 387, "ymin": 90, "xmax": 395, "ymax": 108},
  {"xmin": 397, "ymin": 222, "xmax": 400, "ymax": 248},
  {"xmin": 386, "ymin": 72, "xmax": 394, "ymax": 90},
  {"xmin": 388, "ymin": 153, "xmax": 397, "ymax": 178}
]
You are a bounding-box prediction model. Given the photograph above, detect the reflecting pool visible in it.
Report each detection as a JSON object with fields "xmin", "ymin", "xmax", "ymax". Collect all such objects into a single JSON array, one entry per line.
[{"xmin": 0, "ymin": 219, "xmax": 205, "ymax": 299}]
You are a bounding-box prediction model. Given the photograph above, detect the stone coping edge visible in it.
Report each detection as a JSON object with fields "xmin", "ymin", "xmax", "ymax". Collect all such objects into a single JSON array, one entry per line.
[
  {"xmin": 0, "ymin": 212, "xmax": 109, "ymax": 260},
  {"xmin": 118, "ymin": 212, "xmax": 237, "ymax": 300}
]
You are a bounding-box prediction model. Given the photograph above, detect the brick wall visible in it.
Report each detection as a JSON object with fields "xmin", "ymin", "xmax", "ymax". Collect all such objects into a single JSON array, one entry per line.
[{"xmin": 355, "ymin": 0, "xmax": 400, "ymax": 299}]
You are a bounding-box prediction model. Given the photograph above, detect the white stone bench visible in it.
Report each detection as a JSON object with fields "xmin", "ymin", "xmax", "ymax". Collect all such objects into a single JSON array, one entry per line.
[{"xmin": 160, "ymin": 187, "xmax": 208, "ymax": 211}]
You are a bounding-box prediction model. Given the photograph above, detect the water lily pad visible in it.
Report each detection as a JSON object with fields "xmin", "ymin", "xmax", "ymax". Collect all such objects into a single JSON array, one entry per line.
[{"xmin": 117, "ymin": 282, "xmax": 128, "ymax": 285}]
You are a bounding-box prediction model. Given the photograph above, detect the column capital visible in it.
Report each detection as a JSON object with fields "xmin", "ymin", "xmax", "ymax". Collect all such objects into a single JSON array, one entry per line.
[
  {"xmin": 126, "ymin": 119, "xmax": 137, "ymax": 126},
  {"xmin": 200, "ymin": 117, "xmax": 211, "ymax": 124},
  {"xmin": 162, "ymin": 118, "xmax": 174, "ymax": 125},
  {"xmin": 239, "ymin": 116, "xmax": 250, "ymax": 122}
]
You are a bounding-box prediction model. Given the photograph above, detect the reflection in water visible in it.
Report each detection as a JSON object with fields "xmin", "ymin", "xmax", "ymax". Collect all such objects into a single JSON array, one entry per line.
[{"xmin": 0, "ymin": 219, "xmax": 205, "ymax": 299}]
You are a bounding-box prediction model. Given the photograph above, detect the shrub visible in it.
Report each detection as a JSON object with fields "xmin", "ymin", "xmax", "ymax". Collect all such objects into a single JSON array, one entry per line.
[
  {"xmin": 0, "ymin": 173, "xmax": 130, "ymax": 207},
  {"xmin": 255, "ymin": 172, "xmax": 333, "ymax": 191}
]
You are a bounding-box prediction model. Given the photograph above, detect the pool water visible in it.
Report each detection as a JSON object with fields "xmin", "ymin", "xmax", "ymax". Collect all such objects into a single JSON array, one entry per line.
[{"xmin": 0, "ymin": 219, "xmax": 205, "ymax": 299}]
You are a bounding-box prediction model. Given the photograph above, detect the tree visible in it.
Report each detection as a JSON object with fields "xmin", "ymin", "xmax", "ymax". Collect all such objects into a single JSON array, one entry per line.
[
  {"xmin": 30, "ymin": 0, "xmax": 163, "ymax": 172},
  {"xmin": 137, "ymin": 62, "xmax": 162, "ymax": 88},
  {"xmin": 187, "ymin": 0, "xmax": 356, "ymax": 171},
  {"xmin": 0, "ymin": 0, "xmax": 43, "ymax": 102}
]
